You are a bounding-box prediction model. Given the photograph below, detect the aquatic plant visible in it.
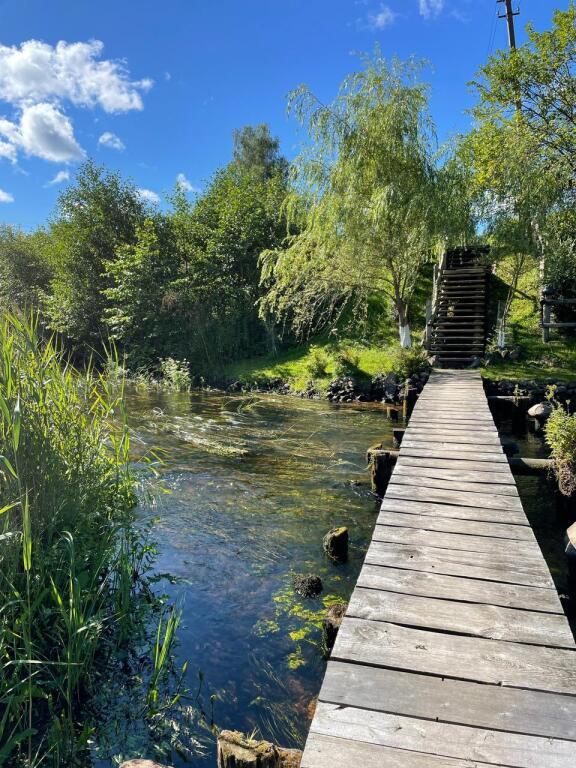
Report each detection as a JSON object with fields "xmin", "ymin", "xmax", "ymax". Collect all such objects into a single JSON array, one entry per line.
[
  {"xmin": 0, "ymin": 313, "xmax": 166, "ymax": 765},
  {"xmin": 159, "ymin": 357, "xmax": 192, "ymax": 391},
  {"xmin": 545, "ymin": 404, "xmax": 576, "ymax": 496}
]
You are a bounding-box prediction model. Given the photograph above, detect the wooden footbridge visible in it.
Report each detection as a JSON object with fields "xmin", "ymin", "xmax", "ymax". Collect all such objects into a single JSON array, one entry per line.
[{"xmin": 302, "ymin": 369, "xmax": 576, "ymax": 768}]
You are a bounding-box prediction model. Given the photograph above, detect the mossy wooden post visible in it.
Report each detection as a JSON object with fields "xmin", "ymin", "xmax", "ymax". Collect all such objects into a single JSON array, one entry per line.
[
  {"xmin": 217, "ymin": 731, "xmax": 301, "ymax": 768},
  {"xmin": 366, "ymin": 444, "xmax": 395, "ymax": 497}
]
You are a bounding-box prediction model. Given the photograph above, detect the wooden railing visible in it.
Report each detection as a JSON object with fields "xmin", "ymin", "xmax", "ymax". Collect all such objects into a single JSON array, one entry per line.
[{"xmin": 423, "ymin": 250, "xmax": 447, "ymax": 349}]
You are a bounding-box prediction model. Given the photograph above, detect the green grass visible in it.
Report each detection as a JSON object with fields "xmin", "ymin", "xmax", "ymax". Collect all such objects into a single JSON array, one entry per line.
[
  {"xmin": 480, "ymin": 256, "xmax": 576, "ymax": 382},
  {"xmin": 222, "ymin": 334, "xmax": 405, "ymax": 391}
]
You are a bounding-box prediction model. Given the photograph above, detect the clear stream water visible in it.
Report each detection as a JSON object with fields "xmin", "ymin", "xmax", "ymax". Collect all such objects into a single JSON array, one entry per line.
[{"xmin": 107, "ymin": 390, "xmax": 572, "ymax": 766}]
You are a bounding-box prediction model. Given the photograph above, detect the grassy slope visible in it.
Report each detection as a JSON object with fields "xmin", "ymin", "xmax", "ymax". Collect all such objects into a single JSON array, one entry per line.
[
  {"xmin": 223, "ymin": 332, "xmax": 404, "ymax": 391},
  {"xmin": 480, "ymin": 257, "xmax": 576, "ymax": 382}
]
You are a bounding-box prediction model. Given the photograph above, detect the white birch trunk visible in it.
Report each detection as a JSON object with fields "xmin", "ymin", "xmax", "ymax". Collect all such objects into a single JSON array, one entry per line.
[{"xmin": 399, "ymin": 323, "xmax": 412, "ymax": 348}]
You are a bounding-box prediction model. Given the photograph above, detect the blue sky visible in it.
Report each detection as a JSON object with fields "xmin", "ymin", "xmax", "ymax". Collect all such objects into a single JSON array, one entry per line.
[{"xmin": 0, "ymin": 0, "xmax": 561, "ymax": 229}]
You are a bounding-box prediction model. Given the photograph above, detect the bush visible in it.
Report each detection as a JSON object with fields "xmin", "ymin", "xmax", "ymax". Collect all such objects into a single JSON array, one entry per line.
[
  {"xmin": 333, "ymin": 346, "xmax": 360, "ymax": 377},
  {"xmin": 305, "ymin": 345, "xmax": 330, "ymax": 378},
  {"xmin": 545, "ymin": 405, "xmax": 576, "ymax": 496},
  {"xmin": 0, "ymin": 313, "xmax": 146, "ymax": 763},
  {"xmin": 389, "ymin": 345, "xmax": 429, "ymax": 379},
  {"xmin": 159, "ymin": 357, "xmax": 192, "ymax": 390}
]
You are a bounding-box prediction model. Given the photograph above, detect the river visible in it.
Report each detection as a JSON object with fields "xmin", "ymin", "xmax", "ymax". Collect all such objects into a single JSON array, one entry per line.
[{"xmin": 93, "ymin": 390, "xmax": 572, "ymax": 766}]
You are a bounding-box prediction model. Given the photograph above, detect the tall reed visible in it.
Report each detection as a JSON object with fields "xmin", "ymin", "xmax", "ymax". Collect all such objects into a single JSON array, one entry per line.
[{"xmin": 0, "ymin": 313, "xmax": 147, "ymax": 765}]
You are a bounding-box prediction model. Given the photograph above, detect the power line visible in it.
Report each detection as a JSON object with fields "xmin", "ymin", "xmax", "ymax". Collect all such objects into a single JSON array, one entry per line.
[{"xmin": 486, "ymin": 1, "xmax": 499, "ymax": 59}]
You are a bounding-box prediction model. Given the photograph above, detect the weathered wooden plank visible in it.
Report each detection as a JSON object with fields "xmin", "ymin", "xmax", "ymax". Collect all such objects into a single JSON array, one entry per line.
[
  {"xmin": 347, "ymin": 587, "xmax": 574, "ymax": 647},
  {"xmin": 386, "ymin": 482, "xmax": 523, "ymax": 511},
  {"xmin": 404, "ymin": 430, "xmax": 502, "ymax": 445},
  {"xmin": 393, "ymin": 463, "xmax": 518, "ymax": 491},
  {"xmin": 395, "ymin": 455, "xmax": 512, "ymax": 474},
  {"xmin": 400, "ymin": 447, "xmax": 508, "ymax": 462},
  {"xmin": 320, "ymin": 662, "xmax": 576, "ymax": 741},
  {"xmin": 332, "ymin": 618, "xmax": 576, "ymax": 694},
  {"xmin": 377, "ymin": 509, "xmax": 534, "ymax": 539},
  {"xmin": 366, "ymin": 540, "xmax": 553, "ymax": 587},
  {"xmin": 373, "ymin": 524, "xmax": 536, "ymax": 555},
  {"xmin": 380, "ymin": 497, "xmax": 528, "ymax": 525},
  {"xmin": 401, "ymin": 439, "xmax": 504, "ymax": 456},
  {"xmin": 301, "ymin": 733, "xmax": 485, "ymax": 768},
  {"xmin": 310, "ymin": 702, "xmax": 576, "ymax": 768},
  {"xmin": 406, "ymin": 420, "xmax": 497, "ymax": 431},
  {"xmin": 357, "ymin": 564, "xmax": 563, "ymax": 613}
]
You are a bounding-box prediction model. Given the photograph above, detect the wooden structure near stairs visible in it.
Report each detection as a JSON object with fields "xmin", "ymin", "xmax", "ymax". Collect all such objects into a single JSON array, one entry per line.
[
  {"xmin": 301, "ymin": 369, "xmax": 576, "ymax": 768},
  {"xmin": 425, "ymin": 247, "xmax": 489, "ymax": 367}
]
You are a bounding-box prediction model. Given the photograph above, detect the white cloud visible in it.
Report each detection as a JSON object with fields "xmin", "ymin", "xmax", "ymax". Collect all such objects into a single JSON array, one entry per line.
[
  {"xmin": 137, "ymin": 187, "xmax": 160, "ymax": 205},
  {"xmin": 419, "ymin": 0, "xmax": 444, "ymax": 19},
  {"xmin": 0, "ymin": 40, "xmax": 151, "ymax": 164},
  {"xmin": 367, "ymin": 5, "xmax": 397, "ymax": 29},
  {"xmin": 19, "ymin": 103, "xmax": 85, "ymax": 162},
  {"xmin": 0, "ymin": 40, "xmax": 152, "ymax": 112},
  {"xmin": 46, "ymin": 169, "xmax": 70, "ymax": 186},
  {"xmin": 0, "ymin": 188, "xmax": 14, "ymax": 202},
  {"xmin": 176, "ymin": 172, "xmax": 198, "ymax": 193},
  {"xmin": 98, "ymin": 131, "xmax": 125, "ymax": 151}
]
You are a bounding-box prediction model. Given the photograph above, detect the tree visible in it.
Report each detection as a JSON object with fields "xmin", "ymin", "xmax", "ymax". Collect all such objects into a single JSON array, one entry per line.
[
  {"xmin": 44, "ymin": 161, "xmax": 146, "ymax": 352},
  {"xmin": 473, "ymin": 4, "xmax": 576, "ymax": 179},
  {"xmin": 260, "ymin": 53, "xmax": 470, "ymax": 347},
  {"xmin": 102, "ymin": 217, "xmax": 178, "ymax": 367},
  {"xmin": 467, "ymin": 3, "xmax": 576, "ymax": 296},
  {"xmin": 232, "ymin": 124, "xmax": 288, "ymax": 180},
  {"xmin": 0, "ymin": 225, "xmax": 52, "ymax": 310}
]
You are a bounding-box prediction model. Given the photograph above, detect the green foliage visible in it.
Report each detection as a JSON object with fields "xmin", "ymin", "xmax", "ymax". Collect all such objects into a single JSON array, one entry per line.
[
  {"xmin": 260, "ymin": 50, "xmax": 472, "ymax": 345},
  {"xmin": 44, "ymin": 161, "xmax": 146, "ymax": 350},
  {"xmin": 333, "ymin": 346, "xmax": 360, "ymax": 378},
  {"xmin": 159, "ymin": 357, "xmax": 192, "ymax": 390},
  {"xmin": 0, "ymin": 226, "xmax": 52, "ymax": 311},
  {"xmin": 545, "ymin": 405, "xmax": 576, "ymax": 496},
  {"xmin": 305, "ymin": 345, "xmax": 330, "ymax": 378},
  {"xmin": 388, "ymin": 345, "xmax": 429, "ymax": 379},
  {"xmin": 232, "ymin": 124, "xmax": 288, "ymax": 179},
  {"xmin": 103, "ymin": 217, "xmax": 178, "ymax": 367},
  {"xmin": 464, "ymin": 4, "xmax": 576, "ymax": 294},
  {"xmin": 0, "ymin": 313, "xmax": 156, "ymax": 765}
]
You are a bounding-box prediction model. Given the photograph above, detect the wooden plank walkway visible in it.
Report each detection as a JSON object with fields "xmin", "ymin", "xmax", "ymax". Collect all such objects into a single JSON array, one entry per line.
[{"xmin": 302, "ymin": 369, "xmax": 576, "ymax": 768}]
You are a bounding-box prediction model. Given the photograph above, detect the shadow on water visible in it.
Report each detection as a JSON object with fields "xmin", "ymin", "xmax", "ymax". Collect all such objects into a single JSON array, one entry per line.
[{"xmin": 125, "ymin": 389, "xmax": 399, "ymax": 763}]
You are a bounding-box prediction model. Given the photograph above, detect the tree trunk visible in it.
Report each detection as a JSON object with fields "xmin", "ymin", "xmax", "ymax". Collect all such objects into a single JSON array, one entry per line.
[{"xmin": 397, "ymin": 300, "xmax": 411, "ymax": 348}]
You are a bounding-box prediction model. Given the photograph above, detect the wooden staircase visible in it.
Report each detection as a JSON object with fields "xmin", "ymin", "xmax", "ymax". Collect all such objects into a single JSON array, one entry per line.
[{"xmin": 427, "ymin": 248, "xmax": 489, "ymax": 368}]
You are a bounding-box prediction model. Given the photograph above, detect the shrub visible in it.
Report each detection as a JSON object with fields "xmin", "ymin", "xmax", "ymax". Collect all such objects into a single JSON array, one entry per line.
[
  {"xmin": 159, "ymin": 357, "xmax": 191, "ymax": 390},
  {"xmin": 545, "ymin": 405, "xmax": 576, "ymax": 496},
  {"xmin": 305, "ymin": 345, "xmax": 330, "ymax": 378},
  {"xmin": 389, "ymin": 345, "xmax": 429, "ymax": 379}
]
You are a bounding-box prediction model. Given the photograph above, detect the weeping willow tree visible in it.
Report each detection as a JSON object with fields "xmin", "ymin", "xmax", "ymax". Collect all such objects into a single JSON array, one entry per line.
[{"xmin": 260, "ymin": 52, "xmax": 470, "ymax": 347}]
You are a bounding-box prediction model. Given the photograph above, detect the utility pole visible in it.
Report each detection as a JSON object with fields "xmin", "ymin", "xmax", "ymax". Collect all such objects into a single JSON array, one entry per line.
[{"xmin": 497, "ymin": 0, "xmax": 519, "ymax": 50}]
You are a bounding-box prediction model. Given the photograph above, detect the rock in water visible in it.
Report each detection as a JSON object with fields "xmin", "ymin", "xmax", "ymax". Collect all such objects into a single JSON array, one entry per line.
[
  {"xmin": 217, "ymin": 731, "xmax": 302, "ymax": 767},
  {"xmin": 323, "ymin": 526, "xmax": 349, "ymax": 562},
  {"xmin": 528, "ymin": 401, "xmax": 553, "ymax": 420},
  {"xmin": 292, "ymin": 573, "xmax": 323, "ymax": 598}
]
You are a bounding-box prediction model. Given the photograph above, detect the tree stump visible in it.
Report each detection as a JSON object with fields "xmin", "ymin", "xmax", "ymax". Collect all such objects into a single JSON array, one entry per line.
[
  {"xmin": 323, "ymin": 526, "xmax": 348, "ymax": 562},
  {"xmin": 120, "ymin": 761, "xmax": 174, "ymax": 768},
  {"xmin": 217, "ymin": 731, "xmax": 302, "ymax": 767},
  {"xmin": 322, "ymin": 601, "xmax": 347, "ymax": 654}
]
